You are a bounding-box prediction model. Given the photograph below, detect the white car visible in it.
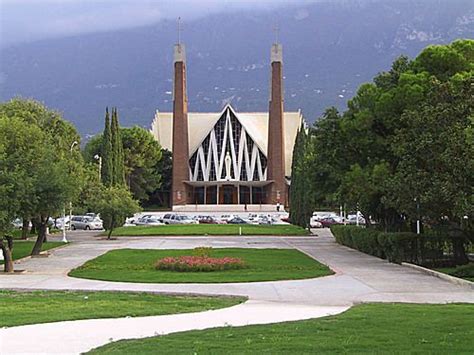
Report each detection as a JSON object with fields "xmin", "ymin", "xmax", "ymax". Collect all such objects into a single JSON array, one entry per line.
[
  {"xmin": 143, "ymin": 216, "xmax": 164, "ymax": 226},
  {"xmin": 70, "ymin": 216, "xmax": 103, "ymax": 230},
  {"xmin": 220, "ymin": 214, "xmax": 237, "ymax": 223},
  {"xmin": 162, "ymin": 214, "xmax": 198, "ymax": 225},
  {"xmin": 309, "ymin": 217, "xmax": 323, "ymax": 228},
  {"xmin": 135, "ymin": 215, "xmax": 155, "ymax": 225},
  {"xmin": 54, "ymin": 217, "xmax": 70, "ymax": 229},
  {"xmin": 11, "ymin": 218, "xmax": 24, "ymax": 229},
  {"xmin": 347, "ymin": 214, "xmax": 366, "ymax": 225}
]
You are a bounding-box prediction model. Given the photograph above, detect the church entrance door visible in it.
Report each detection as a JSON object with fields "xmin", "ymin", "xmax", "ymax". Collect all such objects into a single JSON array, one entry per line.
[{"xmin": 220, "ymin": 185, "xmax": 237, "ymax": 204}]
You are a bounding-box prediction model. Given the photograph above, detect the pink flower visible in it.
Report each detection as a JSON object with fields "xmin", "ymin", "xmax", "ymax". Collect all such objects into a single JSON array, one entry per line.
[{"xmin": 154, "ymin": 255, "xmax": 246, "ymax": 272}]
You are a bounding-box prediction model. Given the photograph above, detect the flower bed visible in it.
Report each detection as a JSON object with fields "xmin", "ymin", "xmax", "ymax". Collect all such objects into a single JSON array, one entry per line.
[{"xmin": 155, "ymin": 256, "xmax": 246, "ymax": 272}]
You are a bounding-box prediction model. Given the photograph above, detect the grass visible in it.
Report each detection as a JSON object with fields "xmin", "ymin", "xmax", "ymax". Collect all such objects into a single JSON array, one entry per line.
[
  {"xmin": 435, "ymin": 263, "xmax": 474, "ymax": 282},
  {"xmin": 0, "ymin": 241, "xmax": 64, "ymax": 265},
  {"xmin": 10, "ymin": 229, "xmax": 62, "ymax": 240},
  {"xmin": 89, "ymin": 303, "xmax": 474, "ymax": 354},
  {"xmin": 69, "ymin": 248, "xmax": 332, "ymax": 283},
  {"xmin": 10, "ymin": 229, "xmax": 36, "ymax": 240},
  {"xmin": 108, "ymin": 224, "xmax": 308, "ymax": 237},
  {"xmin": 0, "ymin": 290, "xmax": 244, "ymax": 327}
]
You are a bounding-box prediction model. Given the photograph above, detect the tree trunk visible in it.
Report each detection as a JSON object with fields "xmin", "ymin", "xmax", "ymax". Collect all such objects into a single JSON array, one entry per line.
[
  {"xmin": 107, "ymin": 216, "xmax": 115, "ymax": 240},
  {"xmin": 447, "ymin": 221, "xmax": 469, "ymax": 265},
  {"xmin": 452, "ymin": 237, "xmax": 469, "ymax": 265},
  {"xmin": 21, "ymin": 218, "xmax": 30, "ymax": 239},
  {"xmin": 31, "ymin": 217, "xmax": 48, "ymax": 256},
  {"xmin": 1, "ymin": 236, "xmax": 14, "ymax": 273}
]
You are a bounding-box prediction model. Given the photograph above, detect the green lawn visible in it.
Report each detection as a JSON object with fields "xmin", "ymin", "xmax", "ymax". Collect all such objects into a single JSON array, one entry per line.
[
  {"xmin": 89, "ymin": 303, "xmax": 474, "ymax": 354},
  {"xmin": 0, "ymin": 290, "xmax": 244, "ymax": 327},
  {"xmin": 109, "ymin": 224, "xmax": 308, "ymax": 236},
  {"xmin": 69, "ymin": 248, "xmax": 332, "ymax": 283},
  {"xmin": 0, "ymin": 241, "xmax": 64, "ymax": 265},
  {"xmin": 10, "ymin": 229, "xmax": 35, "ymax": 240},
  {"xmin": 10, "ymin": 229, "xmax": 62, "ymax": 240}
]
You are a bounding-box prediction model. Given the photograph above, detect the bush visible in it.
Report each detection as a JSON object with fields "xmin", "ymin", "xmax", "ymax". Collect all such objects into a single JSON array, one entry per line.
[
  {"xmin": 331, "ymin": 225, "xmax": 471, "ymax": 267},
  {"xmin": 451, "ymin": 263, "xmax": 474, "ymax": 280},
  {"xmin": 155, "ymin": 256, "xmax": 246, "ymax": 272},
  {"xmin": 193, "ymin": 247, "xmax": 213, "ymax": 258}
]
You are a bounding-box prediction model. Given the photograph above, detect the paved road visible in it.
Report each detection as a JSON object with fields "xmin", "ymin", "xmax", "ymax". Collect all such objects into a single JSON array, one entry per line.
[{"xmin": 1, "ymin": 230, "xmax": 473, "ymax": 354}]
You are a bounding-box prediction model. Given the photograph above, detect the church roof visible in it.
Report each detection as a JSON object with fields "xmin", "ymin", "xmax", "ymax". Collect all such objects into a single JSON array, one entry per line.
[{"xmin": 150, "ymin": 105, "xmax": 303, "ymax": 176}]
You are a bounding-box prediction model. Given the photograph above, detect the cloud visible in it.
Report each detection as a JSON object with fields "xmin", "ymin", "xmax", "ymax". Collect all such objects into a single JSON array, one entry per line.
[{"xmin": 0, "ymin": 0, "xmax": 318, "ymax": 47}]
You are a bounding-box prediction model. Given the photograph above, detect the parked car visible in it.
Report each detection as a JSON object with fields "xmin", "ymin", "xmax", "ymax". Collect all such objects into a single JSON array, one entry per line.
[
  {"xmin": 54, "ymin": 217, "xmax": 70, "ymax": 229},
  {"xmin": 11, "ymin": 218, "xmax": 24, "ymax": 229},
  {"xmin": 347, "ymin": 214, "xmax": 366, "ymax": 225},
  {"xmin": 227, "ymin": 216, "xmax": 248, "ymax": 224},
  {"xmin": 198, "ymin": 216, "xmax": 225, "ymax": 224},
  {"xmin": 220, "ymin": 214, "xmax": 237, "ymax": 223},
  {"xmin": 135, "ymin": 215, "xmax": 155, "ymax": 225},
  {"xmin": 309, "ymin": 217, "xmax": 323, "ymax": 228},
  {"xmin": 257, "ymin": 215, "xmax": 273, "ymax": 225},
  {"xmin": 312, "ymin": 211, "xmax": 338, "ymax": 221},
  {"xmin": 142, "ymin": 216, "xmax": 164, "ymax": 226},
  {"xmin": 319, "ymin": 217, "xmax": 342, "ymax": 228},
  {"xmin": 162, "ymin": 214, "xmax": 198, "ymax": 225},
  {"xmin": 70, "ymin": 216, "xmax": 103, "ymax": 230}
]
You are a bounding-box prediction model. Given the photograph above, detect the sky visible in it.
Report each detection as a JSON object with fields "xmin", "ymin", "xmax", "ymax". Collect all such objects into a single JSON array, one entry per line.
[{"xmin": 0, "ymin": 0, "xmax": 319, "ymax": 47}]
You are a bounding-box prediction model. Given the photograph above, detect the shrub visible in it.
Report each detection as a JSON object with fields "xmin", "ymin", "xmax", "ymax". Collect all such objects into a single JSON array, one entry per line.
[
  {"xmin": 451, "ymin": 263, "xmax": 474, "ymax": 280},
  {"xmin": 155, "ymin": 256, "xmax": 246, "ymax": 272},
  {"xmin": 193, "ymin": 247, "xmax": 213, "ymax": 258},
  {"xmin": 331, "ymin": 225, "xmax": 471, "ymax": 267}
]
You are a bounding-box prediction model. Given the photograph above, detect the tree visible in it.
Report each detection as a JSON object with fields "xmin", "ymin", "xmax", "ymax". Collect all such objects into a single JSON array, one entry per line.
[
  {"xmin": 289, "ymin": 123, "xmax": 308, "ymax": 227},
  {"xmin": 0, "ymin": 98, "xmax": 82, "ymax": 255},
  {"xmin": 384, "ymin": 76, "xmax": 473, "ymax": 261},
  {"xmin": 84, "ymin": 126, "xmax": 164, "ymax": 203},
  {"xmin": 90, "ymin": 186, "xmax": 141, "ymax": 239},
  {"xmin": 0, "ymin": 134, "xmax": 15, "ymax": 272},
  {"xmin": 101, "ymin": 108, "xmax": 113, "ymax": 186},
  {"xmin": 111, "ymin": 107, "xmax": 125, "ymax": 186},
  {"xmin": 0, "ymin": 115, "xmax": 50, "ymax": 267},
  {"xmin": 292, "ymin": 38, "xmax": 473, "ymax": 247},
  {"xmin": 150, "ymin": 149, "xmax": 172, "ymax": 207}
]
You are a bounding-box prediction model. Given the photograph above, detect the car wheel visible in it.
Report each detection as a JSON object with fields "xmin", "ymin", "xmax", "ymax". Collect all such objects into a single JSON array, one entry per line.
[
  {"xmin": 71, "ymin": 225, "xmax": 76, "ymax": 230},
  {"xmin": 85, "ymin": 226, "xmax": 90, "ymax": 230}
]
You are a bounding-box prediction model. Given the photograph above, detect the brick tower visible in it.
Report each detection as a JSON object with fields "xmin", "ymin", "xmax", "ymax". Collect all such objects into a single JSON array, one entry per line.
[
  {"xmin": 266, "ymin": 43, "xmax": 287, "ymax": 206},
  {"xmin": 171, "ymin": 43, "xmax": 190, "ymax": 206}
]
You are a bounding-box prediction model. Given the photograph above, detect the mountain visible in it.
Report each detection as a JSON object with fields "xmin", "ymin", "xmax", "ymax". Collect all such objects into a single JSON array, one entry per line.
[{"xmin": 1, "ymin": 0, "xmax": 473, "ymax": 137}]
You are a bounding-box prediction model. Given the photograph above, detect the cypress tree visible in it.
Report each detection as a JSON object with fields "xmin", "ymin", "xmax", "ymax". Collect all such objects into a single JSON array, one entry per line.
[
  {"xmin": 290, "ymin": 123, "xmax": 305, "ymax": 227},
  {"xmin": 101, "ymin": 107, "xmax": 113, "ymax": 186},
  {"xmin": 111, "ymin": 107, "xmax": 125, "ymax": 186}
]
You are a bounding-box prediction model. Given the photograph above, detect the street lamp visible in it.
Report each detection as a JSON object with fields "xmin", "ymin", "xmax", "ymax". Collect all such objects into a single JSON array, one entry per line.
[
  {"xmin": 70, "ymin": 141, "xmax": 78, "ymax": 152},
  {"xmin": 414, "ymin": 197, "xmax": 421, "ymax": 235},
  {"xmin": 94, "ymin": 154, "xmax": 102, "ymax": 181},
  {"xmin": 62, "ymin": 141, "xmax": 79, "ymax": 243}
]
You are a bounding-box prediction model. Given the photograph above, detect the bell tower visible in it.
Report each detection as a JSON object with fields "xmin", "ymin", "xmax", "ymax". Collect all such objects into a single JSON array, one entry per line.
[
  {"xmin": 266, "ymin": 42, "xmax": 287, "ymax": 206},
  {"xmin": 171, "ymin": 41, "xmax": 190, "ymax": 206}
]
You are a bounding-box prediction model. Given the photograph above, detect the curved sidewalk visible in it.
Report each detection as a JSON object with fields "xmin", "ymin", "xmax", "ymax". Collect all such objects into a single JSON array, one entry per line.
[{"xmin": 1, "ymin": 229, "xmax": 473, "ymax": 354}]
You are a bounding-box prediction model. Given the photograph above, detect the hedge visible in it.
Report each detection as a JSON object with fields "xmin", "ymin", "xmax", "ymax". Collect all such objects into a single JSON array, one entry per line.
[{"xmin": 330, "ymin": 225, "xmax": 470, "ymax": 267}]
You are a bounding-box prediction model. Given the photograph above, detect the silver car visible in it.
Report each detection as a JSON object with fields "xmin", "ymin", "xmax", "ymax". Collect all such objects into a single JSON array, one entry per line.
[
  {"xmin": 70, "ymin": 216, "xmax": 103, "ymax": 230},
  {"xmin": 162, "ymin": 214, "xmax": 198, "ymax": 225}
]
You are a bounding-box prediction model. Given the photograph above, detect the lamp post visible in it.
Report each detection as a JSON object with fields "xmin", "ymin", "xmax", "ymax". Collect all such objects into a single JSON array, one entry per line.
[
  {"xmin": 62, "ymin": 141, "xmax": 78, "ymax": 242},
  {"xmin": 61, "ymin": 207, "xmax": 67, "ymax": 243},
  {"xmin": 94, "ymin": 154, "xmax": 102, "ymax": 181},
  {"xmin": 414, "ymin": 197, "xmax": 420, "ymax": 235},
  {"xmin": 356, "ymin": 203, "xmax": 360, "ymax": 227}
]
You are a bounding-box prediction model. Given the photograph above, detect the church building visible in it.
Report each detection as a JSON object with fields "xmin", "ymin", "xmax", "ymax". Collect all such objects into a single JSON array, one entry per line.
[{"xmin": 151, "ymin": 40, "xmax": 304, "ymax": 211}]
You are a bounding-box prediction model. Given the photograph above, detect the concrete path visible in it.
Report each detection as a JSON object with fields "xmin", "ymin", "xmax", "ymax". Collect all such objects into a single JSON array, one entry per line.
[
  {"xmin": 1, "ymin": 230, "xmax": 473, "ymax": 354},
  {"xmin": 0, "ymin": 301, "xmax": 348, "ymax": 354}
]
